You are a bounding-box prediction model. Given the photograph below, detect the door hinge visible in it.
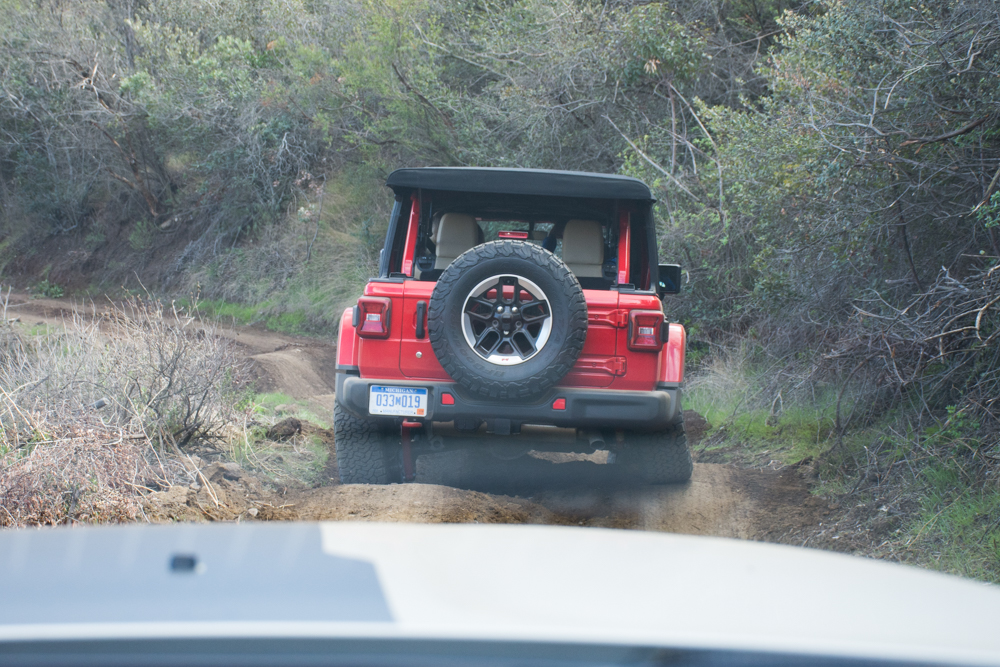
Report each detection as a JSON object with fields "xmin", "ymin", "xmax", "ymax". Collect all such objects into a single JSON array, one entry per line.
[
  {"xmin": 576, "ymin": 355, "xmax": 628, "ymax": 376},
  {"xmin": 610, "ymin": 356, "xmax": 627, "ymax": 376},
  {"xmin": 588, "ymin": 309, "xmax": 629, "ymax": 328}
]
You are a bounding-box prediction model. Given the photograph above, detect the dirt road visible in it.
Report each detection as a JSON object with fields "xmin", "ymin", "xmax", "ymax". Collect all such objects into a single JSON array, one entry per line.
[{"xmin": 5, "ymin": 293, "xmax": 828, "ymax": 541}]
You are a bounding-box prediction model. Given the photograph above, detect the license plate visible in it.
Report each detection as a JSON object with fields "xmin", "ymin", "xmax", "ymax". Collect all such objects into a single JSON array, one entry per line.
[{"xmin": 369, "ymin": 386, "xmax": 428, "ymax": 417}]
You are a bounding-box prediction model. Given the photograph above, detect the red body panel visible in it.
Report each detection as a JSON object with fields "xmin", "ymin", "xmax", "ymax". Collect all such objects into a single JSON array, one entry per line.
[
  {"xmin": 337, "ymin": 308, "xmax": 360, "ymax": 368},
  {"xmin": 561, "ymin": 289, "xmax": 619, "ymax": 388},
  {"xmin": 400, "ymin": 194, "xmax": 420, "ymax": 278},
  {"xmin": 616, "ymin": 211, "xmax": 630, "ymax": 286},
  {"xmin": 399, "ymin": 281, "xmax": 449, "ymax": 379},
  {"xmin": 659, "ymin": 323, "xmax": 686, "ymax": 384},
  {"xmin": 607, "ymin": 292, "xmax": 662, "ymax": 391},
  {"xmin": 357, "ymin": 281, "xmax": 407, "ymax": 378}
]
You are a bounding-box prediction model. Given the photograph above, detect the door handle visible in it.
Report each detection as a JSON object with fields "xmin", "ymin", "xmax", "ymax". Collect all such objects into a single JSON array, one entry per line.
[{"xmin": 416, "ymin": 300, "xmax": 426, "ymax": 339}]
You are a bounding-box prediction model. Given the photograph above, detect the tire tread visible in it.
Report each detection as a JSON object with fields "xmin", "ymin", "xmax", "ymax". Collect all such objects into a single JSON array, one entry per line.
[
  {"xmin": 428, "ymin": 241, "xmax": 587, "ymax": 400},
  {"xmin": 618, "ymin": 424, "xmax": 693, "ymax": 484},
  {"xmin": 334, "ymin": 403, "xmax": 396, "ymax": 484}
]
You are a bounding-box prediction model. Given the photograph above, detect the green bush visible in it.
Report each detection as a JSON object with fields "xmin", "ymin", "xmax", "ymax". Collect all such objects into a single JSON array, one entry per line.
[{"xmin": 33, "ymin": 280, "xmax": 64, "ymax": 299}]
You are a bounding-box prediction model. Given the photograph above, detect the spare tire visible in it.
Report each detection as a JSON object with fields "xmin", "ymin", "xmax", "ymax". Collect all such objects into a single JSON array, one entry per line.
[{"xmin": 428, "ymin": 240, "xmax": 587, "ymax": 400}]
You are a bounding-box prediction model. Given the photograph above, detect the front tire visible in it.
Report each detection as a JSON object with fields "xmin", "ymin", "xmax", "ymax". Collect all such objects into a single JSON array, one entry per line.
[
  {"xmin": 334, "ymin": 403, "xmax": 401, "ymax": 484},
  {"xmin": 616, "ymin": 424, "xmax": 693, "ymax": 484}
]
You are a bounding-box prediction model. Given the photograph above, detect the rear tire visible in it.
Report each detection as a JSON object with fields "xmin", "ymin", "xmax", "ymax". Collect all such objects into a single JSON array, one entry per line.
[
  {"xmin": 334, "ymin": 403, "xmax": 401, "ymax": 484},
  {"xmin": 616, "ymin": 424, "xmax": 693, "ymax": 484}
]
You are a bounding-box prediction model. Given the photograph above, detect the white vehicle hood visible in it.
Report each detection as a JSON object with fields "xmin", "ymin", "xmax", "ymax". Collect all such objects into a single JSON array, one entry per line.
[{"xmin": 0, "ymin": 521, "xmax": 998, "ymax": 666}]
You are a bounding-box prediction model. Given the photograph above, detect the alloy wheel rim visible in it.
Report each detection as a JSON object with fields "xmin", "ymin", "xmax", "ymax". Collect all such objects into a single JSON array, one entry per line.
[{"xmin": 461, "ymin": 274, "xmax": 553, "ymax": 366}]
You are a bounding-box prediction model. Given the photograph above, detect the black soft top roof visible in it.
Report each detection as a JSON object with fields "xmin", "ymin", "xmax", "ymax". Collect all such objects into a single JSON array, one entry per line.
[{"xmin": 386, "ymin": 167, "xmax": 654, "ymax": 202}]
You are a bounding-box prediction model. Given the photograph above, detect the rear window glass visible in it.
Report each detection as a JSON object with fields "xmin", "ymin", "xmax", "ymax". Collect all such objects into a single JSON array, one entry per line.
[{"xmin": 478, "ymin": 220, "xmax": 552, "ymax": 243}]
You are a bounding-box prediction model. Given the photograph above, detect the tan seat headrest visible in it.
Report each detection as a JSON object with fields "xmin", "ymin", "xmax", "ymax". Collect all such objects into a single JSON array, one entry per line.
[
  {"xmin": 434, "ymin": 213, "xmax": 480, "ymax": 269},
  {"xmin": 562, "ymin": 219, "xmax": 604, "ymax": 277}
]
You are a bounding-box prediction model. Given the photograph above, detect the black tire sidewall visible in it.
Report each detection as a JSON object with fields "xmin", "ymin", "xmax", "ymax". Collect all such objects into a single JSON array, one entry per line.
[{"xmin": 429, "ymin": 241, "xmax": 586, "ymax": 398}]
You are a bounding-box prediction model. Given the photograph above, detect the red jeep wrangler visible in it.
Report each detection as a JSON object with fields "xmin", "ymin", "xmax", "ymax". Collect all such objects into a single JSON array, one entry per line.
[{"xmin": 334, "ymin": 168, "xmax": 689, "ymax": 484}]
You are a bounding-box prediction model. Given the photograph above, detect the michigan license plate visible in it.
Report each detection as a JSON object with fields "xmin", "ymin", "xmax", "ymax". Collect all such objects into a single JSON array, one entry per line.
[{"xmin": 369, "ymin": 386, "xmax": 427, "ymax": 417}]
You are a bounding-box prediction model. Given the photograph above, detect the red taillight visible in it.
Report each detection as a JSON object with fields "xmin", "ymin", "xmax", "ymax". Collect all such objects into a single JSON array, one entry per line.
[
  {"xmin": 498, "ymin": 230, "xmax": 529, "ymax": 239},
  {"xmin": 356, "ymin": 297, "xmax": 391, "ymax": 339},
  {"xmin": 628, "ymin": 310, "xmax": 665, "ymax": 351}
]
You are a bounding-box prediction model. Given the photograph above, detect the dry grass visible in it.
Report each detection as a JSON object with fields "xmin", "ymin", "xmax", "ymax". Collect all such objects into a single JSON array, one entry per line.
[
  {"xmin": 0, "ymin": 422, "xmax": 155, "ymax": 525},
  {"xmin": 0, "ymin": 290, "xmax": 248, "ymax": 527}
]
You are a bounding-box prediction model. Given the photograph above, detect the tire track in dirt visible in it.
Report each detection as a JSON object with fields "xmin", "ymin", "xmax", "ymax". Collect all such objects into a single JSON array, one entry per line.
[{"xmin": 5, "ymin": 292, "xmax": 827, "ymax": 541}]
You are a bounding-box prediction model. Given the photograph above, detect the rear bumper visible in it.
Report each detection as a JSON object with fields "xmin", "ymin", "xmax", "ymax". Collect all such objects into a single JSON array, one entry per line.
[{"xmin": 335, "ymin": 372, "xmax": 682, "ymax": 431}]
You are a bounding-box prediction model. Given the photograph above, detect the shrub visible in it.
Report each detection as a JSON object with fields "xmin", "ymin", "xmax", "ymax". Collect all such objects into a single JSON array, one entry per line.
[
  {"xmin": 33, "ymin": 280, "xmax": 64, "ymax": 299},
  {"xmin": 0, "ymin": 293, "xmax": 250, "ymax": 526}
]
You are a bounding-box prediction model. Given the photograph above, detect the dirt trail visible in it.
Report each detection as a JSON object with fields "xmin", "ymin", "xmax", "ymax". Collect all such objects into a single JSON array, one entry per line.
[
  {"xmin": 4, "ymin": 293, "xmax": 340, "ymax": 410},
  {"xmin": 5, "ymin": 293, "xmax": 827, "ymax": 541}
]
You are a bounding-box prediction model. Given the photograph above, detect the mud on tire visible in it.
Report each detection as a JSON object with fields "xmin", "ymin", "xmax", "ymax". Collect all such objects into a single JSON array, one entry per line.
[
  {"xmin": 617, "ymin": 424, "xmax": 693, "ymax": 484},
  {"xmin": 334, "ymin": 403, "xmax": 400, "ymax": 484},
  {"xmin": 428, "ymin": 240, "xmax": 587, "ymax": 400}
]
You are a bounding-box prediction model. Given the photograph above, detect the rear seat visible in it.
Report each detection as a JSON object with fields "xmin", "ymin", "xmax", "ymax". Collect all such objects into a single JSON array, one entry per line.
[
  {"xmin": 562, "ymin": 219, "xmax": 610, "ymax": 289},
  {"xmin": 415, "ymin": 213, "xmax": 481, "ymax": 281},
  {"xmin": 434, "ymin": 213, "xmax": 480, "ymax": 270}
]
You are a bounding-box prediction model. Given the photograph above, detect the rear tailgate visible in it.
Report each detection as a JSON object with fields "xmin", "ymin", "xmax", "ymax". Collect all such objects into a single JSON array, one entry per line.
[
  {"xmin": 560, "ymin": 289, "xmax": 620, "ymax": 388},
  {"xmin": 398, "ymin": 280, "xmax": 449, "ymax": 380}
]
